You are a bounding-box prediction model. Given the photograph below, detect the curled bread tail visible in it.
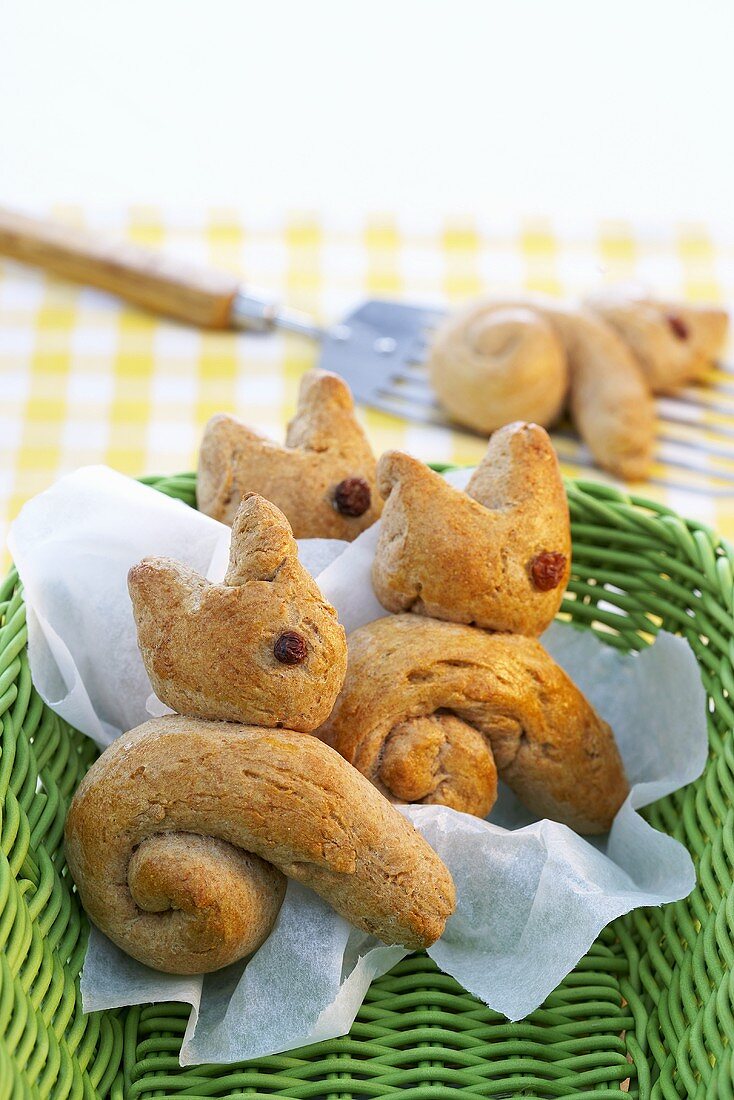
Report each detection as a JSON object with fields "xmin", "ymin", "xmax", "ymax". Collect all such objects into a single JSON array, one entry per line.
[
  {"xmin": 320, "ymin": 616, "xmax": 628, "ymax": 835},
  {"xmin": 65, "ymin": 717, "xmax": 457, "ymax": 974}
]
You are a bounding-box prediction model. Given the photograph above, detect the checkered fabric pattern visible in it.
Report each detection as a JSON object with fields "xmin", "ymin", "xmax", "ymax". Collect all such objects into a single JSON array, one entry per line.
[{"xmin": 2, "ymin": 209, "xmax": 734, "ymax": 563}]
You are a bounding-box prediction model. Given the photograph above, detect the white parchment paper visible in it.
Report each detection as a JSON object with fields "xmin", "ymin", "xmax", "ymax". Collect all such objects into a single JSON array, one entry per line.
[{"xmin": 8, "ymin": 465, "xmax": 709, "ymax": 1063}]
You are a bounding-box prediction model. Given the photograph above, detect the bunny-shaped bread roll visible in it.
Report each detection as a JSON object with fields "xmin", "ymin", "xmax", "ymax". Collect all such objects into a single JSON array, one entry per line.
[
  {"xmin": 372, "ymin": 422, "xmax": 571, "ymax": 635},
  {"xmin": 66, "ymin": 715, "xmax": 457, "ymax": 972},
  {"xmin": 70, "ymin": 495, "xmax": 456, "ymax": 976},
  {"xmin": 430, "ymin": 298, "xmax": 656, "ymax": 480},
  {"xmin": 585, "ymin": 291, "xmax": 729, "ymax": 392},
  {"xmin": 128, "ymin": 494, "xmax": 347, "ymax": 730},
  {"xmin": 319, "ymin": 616, "xmax": 628, "ymax": 833},
  {"xmin": 197, "ymin": 369, "xmax": 382, "ymax": 539}
]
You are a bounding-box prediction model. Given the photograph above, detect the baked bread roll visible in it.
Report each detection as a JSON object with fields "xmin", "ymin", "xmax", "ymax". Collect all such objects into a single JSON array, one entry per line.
[
  {"xmin": 429, "ymin": 298, "xmax": 655, "ymax": 480},
  {"xmin": 319, "ymin": 616, "xmax": 628, "ymax": 833},
  {"xmin": 372, "ymin": 421, "xmax": 571, "ymax": 634},
  {"xmin": 197, "ymin": 369, "xmax": 382, "ymax": 539},
  {"xmin": 585, "ymin": 291, "xmax": 729, "ymax": 392},
  {"xmin": 65, "ymin": 715, "xmax": 457, "ymax": 973},
  {"xmin": 547, "ymin": 306, "xmax": 655, "ymax": 481},
  {"xmin": 429, "ymin": 304, "xmax": 568, "ymax": 434},
  {"xmin": 129, "ymin": 494, "xmax": 346, "ymax": 731}
]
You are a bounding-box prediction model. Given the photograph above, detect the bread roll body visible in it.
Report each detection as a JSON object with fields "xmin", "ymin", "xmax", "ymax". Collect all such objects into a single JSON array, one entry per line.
[
  {"xmin": 320, "ymin": 615, "xmax": 628, "ymax": 834},
  {"xmin": 65, "ymin": 716, "xmax": 457, "ymax": 973}
]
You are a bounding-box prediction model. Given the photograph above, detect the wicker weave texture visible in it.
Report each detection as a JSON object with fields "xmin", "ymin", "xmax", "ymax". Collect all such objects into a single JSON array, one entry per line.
[{"xmin": 0, "ymin": 471, "xmax": 732, "ymax": 1099}]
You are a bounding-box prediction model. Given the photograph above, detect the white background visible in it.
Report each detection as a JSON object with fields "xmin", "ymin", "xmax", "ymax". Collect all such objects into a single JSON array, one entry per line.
[{"xmin": 1, "ymin": 0, "xmax": 733, "ymax": 224}]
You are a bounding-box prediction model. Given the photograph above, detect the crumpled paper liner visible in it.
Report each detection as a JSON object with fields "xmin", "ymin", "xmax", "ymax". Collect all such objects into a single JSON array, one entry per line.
[{"xmin": 8, "ymin": 465, "xmax": 708, "ymax": 1064}]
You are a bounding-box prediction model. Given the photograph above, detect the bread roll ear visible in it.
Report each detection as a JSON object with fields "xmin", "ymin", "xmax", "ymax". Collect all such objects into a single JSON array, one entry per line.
[
  {"xmin": 65, "ymin": 716, "xmax": 457, "ymax": 973},
  {"xmin": 128, "ymin": 494, "xmax": 347, "ymax": 731},
  {"xmin": 372, "ymin": 422, "xmax": 571, "ymax": 635},
  {"xmin": 319, "ymin": 615, "xmax": 628, "ymax": 834},
  {"xmin": 585, "ymin": 291, "xmax": 729, "ymax": 392},
  {"xmin": 197, "ymin": 369, "xmax": 381, "ymax": 539},
  {"xmin": 223, "ymin": 493, "xmax": 295, "ymax": 584},
  {"xmin": 285, "ymin": 368, "xmax": 364, "ymax": 451}
]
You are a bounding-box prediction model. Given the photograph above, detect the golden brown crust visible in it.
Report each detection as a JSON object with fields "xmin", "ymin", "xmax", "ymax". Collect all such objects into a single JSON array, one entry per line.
[
  {"xmin": 65, "ymin": 715, "xmax": 457, "ymax": 972},
  {"xmin": 128, "ymin": 494, "xmax": 347, "ymax": 731},
  {"xmin": 372, "ymin": 422, "xmax": 571, "ymax": 635},
  {"xmin": 319, "ymin": 615, "xmax": 628, "ymax": 833},
  {"xmin": 196, "ymin": 370, "xmax": 382, "ymax": 539},
  {"xmin": 585, "ymin": 291, "xmax": 729, "ymax": 392}
]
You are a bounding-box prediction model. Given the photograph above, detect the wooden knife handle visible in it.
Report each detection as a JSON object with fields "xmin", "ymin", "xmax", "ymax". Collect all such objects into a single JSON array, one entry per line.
[{"xmin": 0, "ymin": 207, "xmax": 241, "ymax": 328}]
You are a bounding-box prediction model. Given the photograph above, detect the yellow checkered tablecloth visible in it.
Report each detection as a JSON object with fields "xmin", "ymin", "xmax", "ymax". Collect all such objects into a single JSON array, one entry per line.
[{"xmin": 2, "ymin": 209, "xmax": 734, "ymax": 562}]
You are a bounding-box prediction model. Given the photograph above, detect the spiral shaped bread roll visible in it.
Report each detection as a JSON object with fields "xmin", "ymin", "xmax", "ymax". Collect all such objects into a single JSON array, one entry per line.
[
  {"xmin": 373, "ymin": 422, "xmax": 571, "ymax": 635},
  {"xmin": 429, "ymin": 297, "xmax": 657, "ymax": 480},
  {"xmin": 429, "ymin": 304, "xmax": 568, "ymax": 434},
  {"xmin": 65, "ymin": 715, "xmax": 457, "ymax": 974},
  {"xmin": 197, "ymin": 370, "xmax": 382, "ymax": 539},
  {"xmin": 319, "ymin": 616, "xmax": 628, "ymax": 834}
]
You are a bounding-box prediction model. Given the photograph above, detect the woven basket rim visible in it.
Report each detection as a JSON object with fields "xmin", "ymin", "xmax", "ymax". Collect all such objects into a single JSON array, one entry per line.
[{"xmin": 1, "ymin": 468, "xmax": 732, "ymax": 1099}]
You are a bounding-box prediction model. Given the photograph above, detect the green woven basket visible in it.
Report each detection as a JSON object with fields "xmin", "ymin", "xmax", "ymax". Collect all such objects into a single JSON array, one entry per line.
[{"xmin": 1, "ymin": 470, "xmax": 733, "ymax": 1100}]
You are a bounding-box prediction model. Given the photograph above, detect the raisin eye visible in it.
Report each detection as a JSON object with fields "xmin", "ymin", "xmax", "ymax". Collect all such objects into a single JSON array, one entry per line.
[
  {"xmin": 333, "ymin": 477, "xmax": 371, "ymax": 517},
  {"xmin": 530, "ymin": 552, "xmax": 567, "ymax": 592},
  {"xmin": 274, "ymin": 631, "xmax": 307, "ymax": 665},
  {"xmin": 667, "ymin": 313, "xmax": 689, "ymax": 341}
]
